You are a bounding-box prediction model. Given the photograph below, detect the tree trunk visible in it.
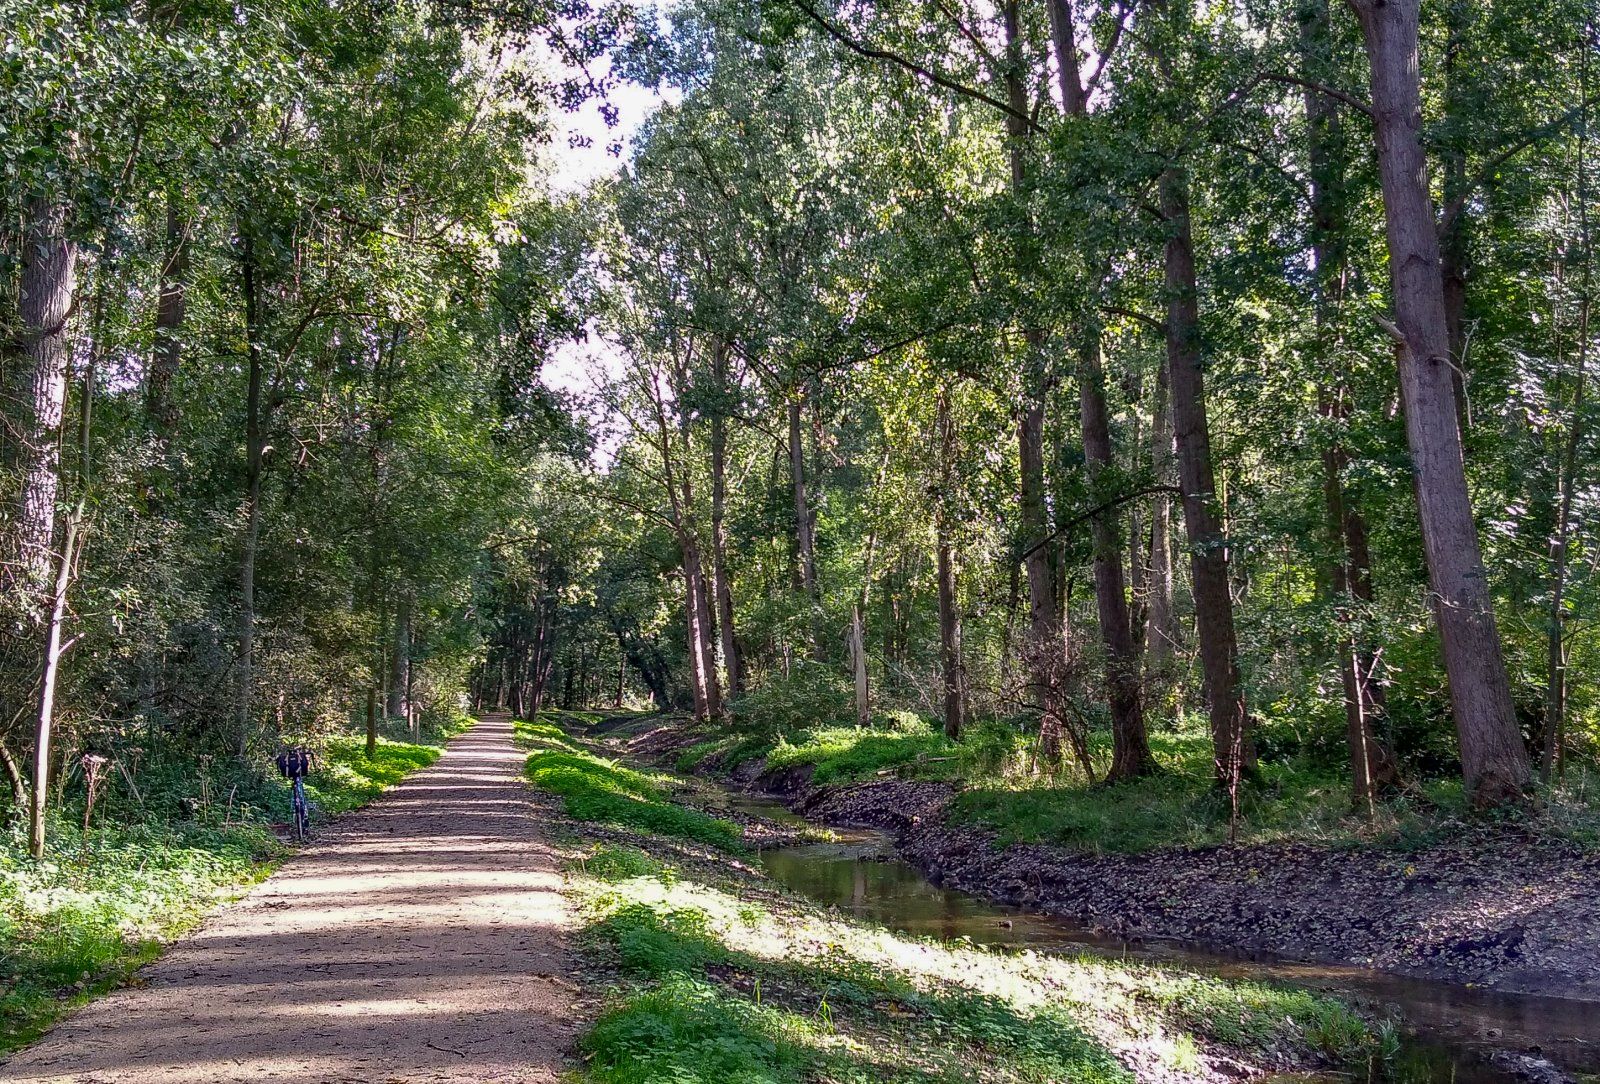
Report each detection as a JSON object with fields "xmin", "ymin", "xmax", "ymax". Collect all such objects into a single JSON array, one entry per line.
[
  {"xmin": 365, "ymin": 686, "xmax": 377, "ymax": 757},
  {"xmin": 1545, "ymin": 52, "xmax": 1591, "ymax": 779},
  {"xmin": 1161, "ymin": 167, "xmax": 1253, "ymax": 786},
  {"xmin": 615, "ymin": 636, "xmax": 627, "ymax": 708},
  {"xmin": 8, "ymin": 198, "xmax": 76, "ymax": 601},
  {"xmin": 387, "ymin": 590, "xmax": 411, "ymax": 721},
  {"xmin": 1080, "ymin": 329, "xmax": 1151, "ymax": 778},
  {"xmin": 934, "ymin": 391, "xmax": 966, "ymax": 740},
  {"xmin": 1440, "ymin": 2, "xmax": 1473, "ymax": 430},
  {"xmin": 29, "ymin": 513, "xmax": 79, "ymax": 859},
  {"xmin": 1350, "ymin": 0, "xmax": 1531, "ymax": 805},
  {"xmin": 236, "ymin": 231, "xmax": 264, "ymax": 758},
  {"xmin": 1145, "ymin": 360, "xmax": 1178, "ymax": 682},
  {"xmin": 788, "ymin": 395, "xmax": 819, "ymax": 603},
  {"xmin": 146, "ymin": 195, "xmax": 187, "ymax": 444},
  {"xmin": 850, "ymin": 604, "xmax": 870, "ymax": 728},
  {"xmin": 682, "ymin": 559, "xmax": 711, "ymax": 721},
  {"xmin": 1301, "ymin": 0, "xmax": 1398, "ymax": 804},
  {"xmin": 710, "ymin": 341, "xmax": 743, "ymax": 695}
]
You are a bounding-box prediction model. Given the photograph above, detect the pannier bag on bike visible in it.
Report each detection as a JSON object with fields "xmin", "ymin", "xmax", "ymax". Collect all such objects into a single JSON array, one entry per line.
[{"xmin": 276, "ymin": 748, "xmax": 311, "ymax": 779}]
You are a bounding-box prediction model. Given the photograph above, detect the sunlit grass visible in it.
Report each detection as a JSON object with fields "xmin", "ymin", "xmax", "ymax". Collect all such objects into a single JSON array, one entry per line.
[
  {"xmin": 519, "ymin": 724, "xmax": 743, "ymax": 852},
  {"xmin": 567, "ymin": 847, "xmax": 1378, "ymax": 1082},
  {"xmin": 687, "ymin": 715, "xmax": 1490, "ymax": 853}
]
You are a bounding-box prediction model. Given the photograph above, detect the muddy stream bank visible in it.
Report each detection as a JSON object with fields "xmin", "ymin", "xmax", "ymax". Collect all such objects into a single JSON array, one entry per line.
[{"xmin": 594, "ymin": 717, "xmax": 1599, "ymax": 1079}]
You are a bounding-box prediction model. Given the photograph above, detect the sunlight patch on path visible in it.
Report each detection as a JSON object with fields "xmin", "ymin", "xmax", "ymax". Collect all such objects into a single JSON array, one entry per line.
[{"xmin": 0, "ymin": 715, "xmax": 579, "ymax": 1084}]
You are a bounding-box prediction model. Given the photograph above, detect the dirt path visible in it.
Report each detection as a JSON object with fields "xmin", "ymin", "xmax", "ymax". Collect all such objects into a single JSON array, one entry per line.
[{"xmin": 2, "ymin": 715, "xmax": 581, "ymax": 1084}]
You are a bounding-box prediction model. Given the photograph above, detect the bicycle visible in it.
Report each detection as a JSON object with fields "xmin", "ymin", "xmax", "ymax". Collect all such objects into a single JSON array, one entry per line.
[{"xmin": 276, "ymin": 747, "xmax": 314, "ymax": 841}]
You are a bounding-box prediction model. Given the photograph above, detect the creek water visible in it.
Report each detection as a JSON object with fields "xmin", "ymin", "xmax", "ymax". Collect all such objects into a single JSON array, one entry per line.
[{"xmin": 720, "ymin": 794, "xmax": 1598, "ymax": 1081}]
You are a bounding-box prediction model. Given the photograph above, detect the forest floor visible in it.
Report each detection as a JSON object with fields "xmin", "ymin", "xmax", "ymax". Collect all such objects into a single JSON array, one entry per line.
[
  {"xmin": 0, "ymin": 714, "xmax": 583, "ymax": 1083},
  {"xmin": 623, "ymin": 713, "xmax": 1600, "ymax": 1002}
]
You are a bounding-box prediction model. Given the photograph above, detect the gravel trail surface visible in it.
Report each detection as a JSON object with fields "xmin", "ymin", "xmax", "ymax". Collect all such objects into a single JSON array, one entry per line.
[{"xmin": 2, "ymin": 714, "xmax": 579, "ymax": 1084}]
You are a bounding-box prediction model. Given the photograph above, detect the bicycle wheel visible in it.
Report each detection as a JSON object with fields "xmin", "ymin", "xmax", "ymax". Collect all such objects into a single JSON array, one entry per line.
[{"xmin": 292, "ymin": 781, "xmax": 308, "ymax": 841}]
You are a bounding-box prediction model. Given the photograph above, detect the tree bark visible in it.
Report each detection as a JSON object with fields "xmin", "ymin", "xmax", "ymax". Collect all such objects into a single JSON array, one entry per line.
[
  {"xmin": 237, "ymin": 231, "xmax": 264, "ymax": 758},
  {"xmin": 710, "ymin": 340, "xmax": 743, "ymax": 695},
  {"xmin": 1440, "ymin": 2, "xmax": 1473, "ymax": 430},
  {"xmin": 788, "ymin": 393, "xmax": 820, "ymax": 604},
  {"xmin": 1144, "ymin": 359, "xmax": 1178, "ymax": 681},
  {"xmin": 1545, "ymin": 42, "xmax": 1591, "ymax": 780},
  {"xmin": 1350, "ymin": 0, "xmax": 1531, "ymax": 805},
  {"xmin": 935, "ymin": 392, "xmax": 965, "ymax": 740},
  {"xmin": 1079, "ymin": 329, "xmax": 1151, "ymax": 778},
  {"xmin": 8, "ymin": 198, "xmax": 76, "ymax": 601},
  {"xmin": 850, "ymin": 603, "xmax": 870, "ymax": 728},
  {"xmin": 387, "ymin": 590, "xmax": 411, "ymax": 721},
  {"xmin": 1300, "ymin": 0, "xmax": 1398, "ymax": 804},
  {"xmin": 146, "ymin": 195, "xmax": 188, "ymax": 444},
  {"xmin": 1161, "ymin": 167, "xmax": 1253, "ymax": 786}
]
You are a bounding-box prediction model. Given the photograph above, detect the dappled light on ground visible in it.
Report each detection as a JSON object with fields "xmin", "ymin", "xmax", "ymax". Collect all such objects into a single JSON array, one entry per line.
[{"xmin": 0, "ymin": 716, "xmax": 579, "ymax": 1084}]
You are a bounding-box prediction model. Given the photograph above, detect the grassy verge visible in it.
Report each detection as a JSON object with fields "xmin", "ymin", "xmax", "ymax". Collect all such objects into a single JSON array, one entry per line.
[
  {"xmin": 526, "ymin": 715, "xmax": 1389, "ymax": 1083},
  {"xmin": 676, "ymin": 715, "xmax": 1600, "ymax": 853},
  {"xmin": 0, "ymin": 720, "xmax": 467, "ymax": 1053},
  {"xmin": 516, "ymin": 719, "xmax": 742, "ymax": 851}
]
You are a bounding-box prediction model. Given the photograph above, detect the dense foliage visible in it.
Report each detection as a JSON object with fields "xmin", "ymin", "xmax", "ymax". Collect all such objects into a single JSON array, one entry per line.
[
  {"xmin": 4, "ymin": 0, "xmax": 1598, "ymax": 887},
  {"xmin": 481, "ymin": 0, "xmax": 1600, "ymax": 824}
]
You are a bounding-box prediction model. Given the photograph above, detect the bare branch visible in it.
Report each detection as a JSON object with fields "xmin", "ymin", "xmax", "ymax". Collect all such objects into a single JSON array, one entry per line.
[{"xmin": 788, "ymin": 0, "xmax": 1045, "ymax": 133}]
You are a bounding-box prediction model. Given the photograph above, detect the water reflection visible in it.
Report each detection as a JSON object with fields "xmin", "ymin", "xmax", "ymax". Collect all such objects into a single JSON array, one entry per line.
[{"xmin": 749, "ymin": 820, "xmax": 1599, "ymax": 1080}]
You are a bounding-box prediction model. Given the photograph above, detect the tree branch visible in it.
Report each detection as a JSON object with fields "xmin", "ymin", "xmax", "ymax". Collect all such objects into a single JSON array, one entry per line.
[
  {"xmin": 788, "ymin": 0, "xmax": 1044, "ymax": 133},
  {"xmin": 1259, "ymin": 72, "xmax": 1373, "ymax": 119},
  {"xmin": 1018, "ymin": 484, "xmax": 1183, "ymax": 562}
]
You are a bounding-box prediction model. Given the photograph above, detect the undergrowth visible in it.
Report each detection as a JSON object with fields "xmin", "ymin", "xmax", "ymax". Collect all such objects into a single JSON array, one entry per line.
[
  {"xmin": 0, "ymin": 723, "xmax": 460, "ymax": 1053},
  {"xmin": 679, "ymin": 715, "xmax": 1525, "ymax": 853}
]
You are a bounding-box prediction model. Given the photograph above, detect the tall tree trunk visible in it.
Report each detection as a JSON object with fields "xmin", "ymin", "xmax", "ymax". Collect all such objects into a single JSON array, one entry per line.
[
  {"xmin": 615, "ymin": 635, "xmax": 627, "ymax": 708},
  {"xmin": 788, "ymin": 395, "xmax": 819, "ymax": 603},
  {"xmin": 1440, "ymin": 1, "xmax": 1473, "ymax": 430},
  {"xmin": 387, "ymin": 590, "xmax": 411, "ymax": 721},
  {"xmin": 710, "ymin": 341, "xmax": 743, "ymax": 695},
  {"xmin": 1350, "ymin": 0, "xmax": 1531, "ymax": 805},
  {"xmin": 682, "ymin": 551, "xmax": 716, "ymax": 721},
  {"xmin": 1145, "ymin": 360, "xmax": 1178, "ymax": 682},
  {"xmin": 8, "ymin": 198, "xmax": 76, "ymax": 600},
  {"xmin": 1161, "ymin": 168, "xmax": 1253, "ymax": 786},
  {"xmin": 146, "ymin": 195, "xmax": 187, "ymax": 444},
  {"xmin": 236, "ymin": 231, "xmax": 264, "ymax": 758},
  {"xmin": 1301, "ymin": 0, "xmax": 1398, "ymax": 804},
  {"xmin": 30, "ymin": 512, "xmax": 79, "ymax": 859},
  {"xmin": 27, "ymin": 318, "xmax": 94, "ymax": 860},
  {"xmin": 1080, "ymin": 329, "xmax": 1151, "ymax": 778},
  {"xmin": 850, "ymin": 604, "xmax": 870, "ymax": 728},
  {"xmin": 935, "ymin": 392, "xmax": 966, "ymax": 740},
  {"xmin": 1545, "ymin": 38, "xmax": 1591, "ymax": 781}
]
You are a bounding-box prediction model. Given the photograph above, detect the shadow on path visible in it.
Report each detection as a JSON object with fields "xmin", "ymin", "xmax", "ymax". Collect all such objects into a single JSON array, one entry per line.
[{"xmin": 0, "ymin": 715, "xmax": 580, "ymax": 1084}]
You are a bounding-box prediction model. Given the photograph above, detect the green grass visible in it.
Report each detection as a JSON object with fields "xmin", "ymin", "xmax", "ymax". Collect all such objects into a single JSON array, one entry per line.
[
  {"xmin": 696, "ymin": 714, "xmax": 1488, "ymax": 853},
  {"xmin": 0, "ymin": 726, "xmax": 460, "ymax": 1053},
  {"xmin": 566, "ymin": 841, "xmax": 1378, "ymax": 1083},
  {"xmin": 518, "ymin": 721, "xmax": 742, "ymax": 851},
  {"xmin": 534, "ymin": 709, "xmax": 1384, "ymax": 1084}
]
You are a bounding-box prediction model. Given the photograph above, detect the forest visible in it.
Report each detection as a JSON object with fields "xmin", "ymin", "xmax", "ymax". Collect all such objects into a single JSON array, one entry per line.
[{"xmin": 2, "ymin": 0, "xmax": 1599, "ymax": 1080}]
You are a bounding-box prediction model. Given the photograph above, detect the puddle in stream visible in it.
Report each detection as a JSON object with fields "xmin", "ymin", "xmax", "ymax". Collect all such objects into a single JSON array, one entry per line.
[{"xmin": 720, "ymin": 796, "xmax": 1598, "ymax": 1081}]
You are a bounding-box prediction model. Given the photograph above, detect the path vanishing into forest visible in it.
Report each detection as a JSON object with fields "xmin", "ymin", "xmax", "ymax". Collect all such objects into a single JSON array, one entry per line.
[{"xmin": 2, "ymin": 715, "xmax": 581, "ymax": 1084}]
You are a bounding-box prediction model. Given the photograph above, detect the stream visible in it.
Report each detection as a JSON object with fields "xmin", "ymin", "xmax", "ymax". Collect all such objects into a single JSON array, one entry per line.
[{"xmin": 720, "ymin": 794, "xmax": 1599, "ymax": 1082}]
